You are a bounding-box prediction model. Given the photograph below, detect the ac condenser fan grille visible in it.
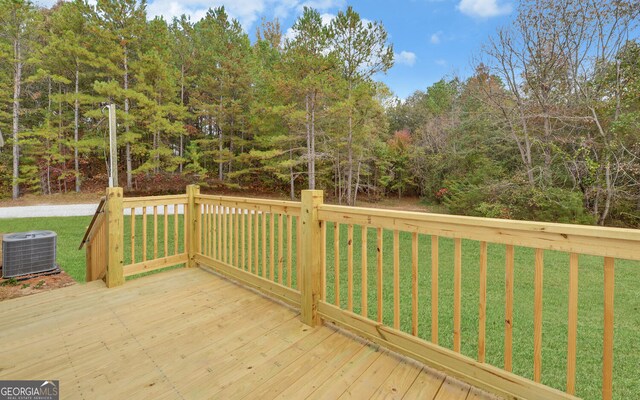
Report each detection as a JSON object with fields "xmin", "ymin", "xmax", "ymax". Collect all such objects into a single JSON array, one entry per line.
[{"xmin": 2, "ymin": 231, "xmax": 57, "ymax": 278}]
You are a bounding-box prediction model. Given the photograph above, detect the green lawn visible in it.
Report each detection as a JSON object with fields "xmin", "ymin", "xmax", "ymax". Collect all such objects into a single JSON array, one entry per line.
[{"xmin": 1, "ymin": 215, "xmax": 638, "ymax": 399}]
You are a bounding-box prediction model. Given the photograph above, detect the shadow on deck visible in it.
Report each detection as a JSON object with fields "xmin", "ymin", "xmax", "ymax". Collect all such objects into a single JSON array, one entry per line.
[{"xmin": 0, "ymin": 268, "xmax": 498, "ymax": 399}]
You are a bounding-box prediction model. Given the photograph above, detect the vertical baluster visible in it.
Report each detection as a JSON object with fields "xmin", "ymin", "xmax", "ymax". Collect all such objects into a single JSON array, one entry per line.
[
  {"xmin": 566, "ymin": 253, "xmax": 579, "ymax": 394},
  {"xmin": 153, "ymin": 205, "xmax": 158, "ymax": 259},
  {"xmin": 130, "ymin": 208, "xmax": 136, "ymax": 264},
  {"xmin": 212, "ymin": 204, "xmax": 217, "ymax": 259},
  {"xmin": 296, "ymin": 215, "xmax": 301, "ymax": 288},
  {"xmin": 203, "ymin": 204, "xmax": 208, "ymax": 257},
  {"xmin": 361, "ymin": 226, "xmax": 368, "ymax": 317},
  {"xmin": 142, "ymin": 207, "xmax": 148, "ymax": 262},
  {"xmin": 278, "ymin": 214, "xmax": 283, "ymax": 283},
  {"xmin": 220, "ymin": 206, "xmax": 224, "ymax": 261},
  {"xmin": 321, "ymin": 219, "xmax": 327, "ymax": 300},
  {"xmin": 223, "ymin": 206, "xmax": 228, "ymax": 263},
  {"xmin": 431, "ymin": 235, "xmax": 439, "ymax": 344},
  {"xmin": 230, "ymin": 207, "xmax": 235, "ymax": 265},
  {"xmin": 603, "ymin": 257, "xmax": 614, "ymax": 400},
  {"xmin": 241, "ymin": 210, "xmax": 246, "ymax": 270},
  {"xmin": 262, "ymin": 211, "xmax": 267, "ymax": 278},
  {"xmin": 164, "ymin": 205, "xmax": 168, "ymax": 257},
  {"xmin": 287, "ymin": 215, "xmax": 293, "ymax": 286},
  {"xmin": 247, "ymin": 209, "xmax": 252, "ymax": 271},
  {"xmin": 173, "ymin": 204, "xmax": 178, "ymax": 255},
  {"xmin": 209, "ymin": 204, "xmax": 216, "ymax": 258},
  {"xmin": 412, "ymin": 232, "xmax": 418, "ymax": 336},
  {"xmin": 479, "ymin": 241, "xmax": 487, "ymax": 363},
  {"xmin": 505, "ymin": 244, "xmax": 514, "ymax": 372},
  {"xmin": 270, "ymin": 212, "xmax": 275, "ymax": 280},
  {"xmin": 454, "ymin": 238, "xmax": 462, "ymax": 352},
  {"xmin": 393, "ymin": 229, "xmax": 400, "ymax": 330},
  {"xmin": 216, "ymin": 205, "xmax": 220, "ymax": 259},
  {"xmin": 183, "ymin": 203, "xmax": 187, "ymax": 255},
  {"xmin": 534, "ymin": 248, "xmax": 544, "ymax": 382},
  {"xmin": 348, "ymin": 224, "xmax": 354, "ymax": 311},
  {"xmin": 377, "ymin": 228, "xmax": 383, "ymax": 323},
  {"xmin": 254, "ymin": 211, "xmax": 259, "ymax": 274},
  {"xmin": 234, "ymin": 207, "xmax": 239, "ymax": 267},
  {"xmin": 334, "ymin": 222, "xmax": 340, "ymax": 306}
]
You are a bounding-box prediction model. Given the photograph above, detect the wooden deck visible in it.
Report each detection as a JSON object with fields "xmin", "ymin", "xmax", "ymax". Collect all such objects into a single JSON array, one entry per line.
[{"xmin": 0, "ymin": 268, "xmax": 498, "ymax": 399}]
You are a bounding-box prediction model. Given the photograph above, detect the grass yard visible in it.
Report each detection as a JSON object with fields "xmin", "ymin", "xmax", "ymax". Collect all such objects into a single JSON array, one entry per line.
[
  {"xmin": 122, "ymin": 214, "xmax": 187, "ymax": 267},
  {"xmin": 1, "ymin": 215, "xmax": 639, "ymax": 399}
]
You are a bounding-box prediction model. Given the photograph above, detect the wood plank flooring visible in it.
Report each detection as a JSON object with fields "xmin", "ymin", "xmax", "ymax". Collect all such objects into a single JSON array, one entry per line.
[{"xmin": 0, "ymin": 268, "xmax": 499, "ymax": 400}]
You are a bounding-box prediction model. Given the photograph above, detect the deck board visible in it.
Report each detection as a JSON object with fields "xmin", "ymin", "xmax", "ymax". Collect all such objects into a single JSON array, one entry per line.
[{"xmin": 0, "ymin": 268, "xmax": 496, "ymax": 399}]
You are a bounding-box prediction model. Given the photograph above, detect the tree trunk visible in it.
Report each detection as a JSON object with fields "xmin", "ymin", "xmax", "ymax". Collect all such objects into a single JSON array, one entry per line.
[
  {"xmin": 353, "ymin": 158, "xmax": 362, "ymax": 205},
  {"xmin": 12, "ymin": 34, "xmax": 22, "ymax": 200},
  {"xmin": 74, "ymin": 65, "xmax": 80, "ymax": 192},
  {"xmin": 124, "ymin": 46, "xmax": 132, "ymax": 189},
  {"xmin": 289, "ymin": 144, "xmax": 295, "ymax": 200},
  {"xmin": 310, "ymin": 91, "xmax": 316, "ymax": 190},
  {"xmin": 179, "ymin": 64, "xmax": 185, "ymax": 173},
  {"xmin": 218, "ymin": 98, "xmax": 224, "ymax": 181},
  {"xmin": 346, "ymin": 86, "xmax": 354, "ymax": 205},
  {"xmin": 542, "ymin": 113, "xmax": 552, "ymax": 185},
  {"xmin": 599, "ymin": 162, "xmax": 613, "ymax": 226},
  {"xmin": 305, "ymin": 93, "xmax": 312, "ymax": 189}
]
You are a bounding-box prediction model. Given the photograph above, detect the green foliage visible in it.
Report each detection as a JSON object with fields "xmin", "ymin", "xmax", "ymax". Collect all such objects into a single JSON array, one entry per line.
[
  {"xmin": 0, "ymin": 0, "xmax": 637, "ymax": 227},
  {"xmin": 444, "ymin": 181, "xmax": 595, "ymax": 224}
]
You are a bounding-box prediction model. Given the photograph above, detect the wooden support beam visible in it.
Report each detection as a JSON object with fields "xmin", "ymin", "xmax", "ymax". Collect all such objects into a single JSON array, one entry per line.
[
  {"xmin": 186, "ymin": 185, "xmax": 200, "ymax": 268},
  {"xmin": 301, "ymin": 190, "xmax": 323, "ymax": 327},
  {"xmin": 105, "ymin": 187, "xmax": 124, "ymax": 287}
]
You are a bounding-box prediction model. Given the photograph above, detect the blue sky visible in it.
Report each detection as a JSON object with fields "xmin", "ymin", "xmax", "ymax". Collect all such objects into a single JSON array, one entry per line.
[{"xmin": 37, "ymin": 0, "xmax": 516, "ymax": 99}]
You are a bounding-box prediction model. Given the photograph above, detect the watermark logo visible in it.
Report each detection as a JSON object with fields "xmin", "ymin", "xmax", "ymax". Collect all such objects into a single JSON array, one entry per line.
[{"xmin": 0, "ymin": 380, "xmax": 59, "ymax": 400}]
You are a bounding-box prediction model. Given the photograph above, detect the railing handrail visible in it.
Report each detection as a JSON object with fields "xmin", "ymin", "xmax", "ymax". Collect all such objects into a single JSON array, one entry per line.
[
  {"xmin": 79, "ymin": 197, "xmax": 106, "ymax": 250},
  {"xmin": 195, "ymin": 194, "xmax": 302, "ymax": 215},
  {"xmin": 122, "ymin": 194, "xmax": 188, "ymax": 208},
  {"xmin": 319, "ymin": 203, "xmax": 640, "ymax": 261}
]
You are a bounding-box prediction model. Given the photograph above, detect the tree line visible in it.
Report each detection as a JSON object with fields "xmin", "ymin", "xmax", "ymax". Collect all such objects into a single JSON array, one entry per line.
[{"xmin": 0, "ymin": 0, "xmax": 639, "ymax": 226}]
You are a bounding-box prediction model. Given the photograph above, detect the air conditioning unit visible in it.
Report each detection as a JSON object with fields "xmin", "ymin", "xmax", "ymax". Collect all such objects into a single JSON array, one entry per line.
[{"xmin": 2, "ymin": 231, "xmax": 57, "ymax": 278}]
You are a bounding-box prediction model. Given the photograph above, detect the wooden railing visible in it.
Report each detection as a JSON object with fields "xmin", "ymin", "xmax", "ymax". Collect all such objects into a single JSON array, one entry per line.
[
  {"xmin": 193, "ymin": 188, "xmax": 303, "ymax": 307},
  {"xmin": 82, "ymin": 188, "xmax": 189, "ymax": 286},
  {"xmin": 83, "ymin": 186, "xmax": 640, "ymax": 399},
  {"xmin": 314, "ymin": 205, "xmax": 637, "ymax": 400},
  {"xmin": 80, "ymin": 197, "xmax": 106, "ymax": 281},
  {"xmin": 121, "ymin": 193, "xmax": 188, "ymax": 277}
]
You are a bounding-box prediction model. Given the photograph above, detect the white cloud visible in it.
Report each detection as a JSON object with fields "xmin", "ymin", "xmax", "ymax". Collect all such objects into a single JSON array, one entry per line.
[
  {"xmin": 435, "ymin": 59, "xmax": 447, "ymax": 66},
  {"xmin": 320, "ymin": 13, "xmax": 336, "ymax": 26},
  {"xmin": 33, "ymin": 0, "xmax": 59, "ymax": 7},
  {"xmin": 457, "ymin": 0, "xmax": 512, "ymax": 18},
  {"xmin": 297, "ymin": 0, "xmax": 345, "ymax": 12},
  {"xmin": 146, "ymin": 0, "xmax": 344, "ymax": 32},
  {"xmin": 37, "ymin": 0, "xmax": 346, "ymax": 33},
  {"xmin": 146, "ymin": 0, "xmax": 269, "ymax": 29},
  {"xmin": 395, "ymin": 51, "xmax": 417, "ymax": 67},
  {"xmin": 430, "ymin": 31, "xmax": 442, "ymax": 44},
  {"xmin": 284, "ymin": 11, "xmax": 335, "ymax": 42}
]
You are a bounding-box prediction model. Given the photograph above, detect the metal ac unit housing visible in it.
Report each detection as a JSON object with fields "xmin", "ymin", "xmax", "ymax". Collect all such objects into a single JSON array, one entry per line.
[{"xmin": 2, "ymin": 231, "xmax": 57, "ymax": 278}]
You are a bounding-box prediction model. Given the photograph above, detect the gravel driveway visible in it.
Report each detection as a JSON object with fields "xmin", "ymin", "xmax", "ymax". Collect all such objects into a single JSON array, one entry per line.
[
  {"xmin": 0, "ymin": 203, "xmax": 187, "ymax": 219},
  {"xmin": 0, "ymin": 204, "xmax": 100, "ymax": 219}
]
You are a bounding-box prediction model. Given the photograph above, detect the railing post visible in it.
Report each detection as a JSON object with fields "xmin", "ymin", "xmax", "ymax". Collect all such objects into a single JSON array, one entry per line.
[
  {"xmin": 187, "ymin": 184, "xmax": 200, "ymax": 268},
  {"xmin": 301, "ymin": 190, "xmax": 323, "ymax": 327},
  {"xmin": 105, "ymin": 187, "xmax": 124, "ymax": 287}
]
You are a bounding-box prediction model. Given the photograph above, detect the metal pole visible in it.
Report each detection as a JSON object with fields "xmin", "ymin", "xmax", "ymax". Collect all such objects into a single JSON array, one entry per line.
[{"xmin": 108, "ymin": 104, "xmax": 118, "ymax": 187}]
